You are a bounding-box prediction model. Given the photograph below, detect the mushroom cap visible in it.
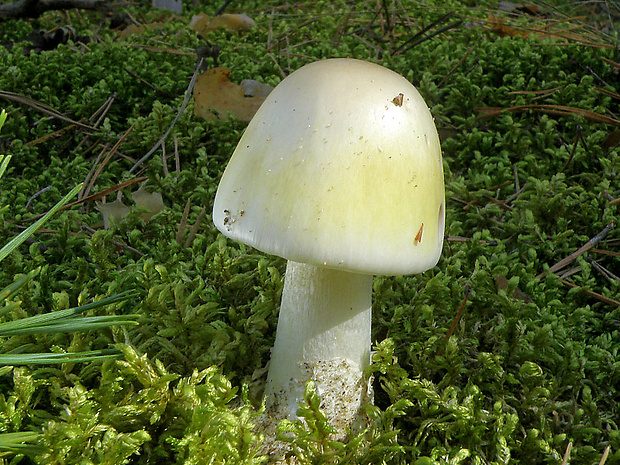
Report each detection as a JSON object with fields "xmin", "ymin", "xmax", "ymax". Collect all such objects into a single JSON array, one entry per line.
[{"xmin": 213, "ymin": 58, "xmax": 445, "ymax": 276}]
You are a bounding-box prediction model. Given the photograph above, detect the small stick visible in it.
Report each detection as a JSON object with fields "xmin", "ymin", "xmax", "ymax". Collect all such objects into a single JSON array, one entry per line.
[
  {"xmin": 0, "ymin": 90, "xmax": 98, "ymax": 131},
  {"xmin": 91, "ymin": 92, "xmax": 117, "ymax": 127},
  {"xmin": 391, "ymin": 13, "xmax": 463, "ymax": 56},
  {"xmin": 176, "ymin": 198, "xmax": 191, "ymax": 244},
  {"xmin": 129, "ymin": 58, "xmax": 204, "ymax": 173},
  {"xmin": 161, "ymin": 141, "xmax": 169, "ymax": 176},
  {"xmin": 214, "ymin": 0, "xmax": 234, "ymax": 16},
  {"xmin": 537, "ymin": 221, "xmax": 615, "ymax": 279},
  {"xmin": 557, "ymin": 265, "xmax": 581, "ymax": 280},
  {"xmin": 25, "ymin": 186, "xmax": 52, "ymax": 210},
  {"xmin": 81, "ymin": 226, "xmax": 144, "ymax": 256},
  {"xmin": 79, "ymin": 143, "xmax": 109, "ymax": 200},
  {"xmin": 28, "ymin": 176, "xmax": 147, "ymax": 222},
  {"xmin": 590, "ymin": 248, "xmax": 620, "ymax": 257},
  {"xmin": 84, "ymin": 124, "xmax": 134, "ymax": 199},
  {"xmin": 560, "ymin": 126, "xmax": 582, "ymax": 172},
  {"xmin": 266, "ymin": 7, "xmax": 274, "ymax": 50},
  {"xmin": 437, "ymin": 45, "xmax": 475, "ymax": 88},
  {"xmin": 587, "ymin": 257, "xmax": 620, "ymax": 283},
  {"xmin": 558, "ymin": 278, "xmax": 620, "ymax": 307},
  {"xmin": 173, "ymin": 134, "xmax": 180, "ymax": 173},
  {"xmin": 124, "ymin": 68, "xmax": 176, "ymax": 98},
  {"xmin": 439, "ymin": 284, "xmax": 471, "ymax": 355},
  {"xmin": 505, "ymin": 183, "xmax": 527, "ymax": 204},
  {"xmin": 184, "ymin": 207, "xmax": 206, "ymax": 248},
  {"xmin": 513, "ymin": 164, "xmax": 520, "ymax": 193},
  {"xmin": 482, "ymin": 194, "xmax": 513, "ymax": 211}
]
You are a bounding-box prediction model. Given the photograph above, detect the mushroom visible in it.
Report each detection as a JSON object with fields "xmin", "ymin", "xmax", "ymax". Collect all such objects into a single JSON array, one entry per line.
[{"xmin": 212, "ymin": 58, "xmax": 445, "ymax": 436}]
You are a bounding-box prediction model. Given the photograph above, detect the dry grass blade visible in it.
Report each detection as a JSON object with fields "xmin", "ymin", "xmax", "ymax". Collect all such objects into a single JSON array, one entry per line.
[
  {"xmin": 477, "ymin": 104, "xmax": 620, "ymax": 126},
  {"xmin": 437, "ymin": 45, "xmax": 475, "ymax": 88},
  {"xmin": 391, "ymin": 12, "xmax": 463, "ymax": 56},
  {"xmin": 537, "ymin": 221, "xmax": 615, "ymax": 278},
  {"xmin": 176, "ymin": 198, "xmax": 191, "ymax": 244},
  {"xmin": 129, "ymin": 58, "xmax": 203, "ymax": 173},
  {"xmin": 558, "ymin": 278, "xmax": 620, "ymax": 307},
  {"xmin": 591, "ymin": 248, "xmax": 620, "ymax": 257},
  {"xmin": 27, "ymin": 176, "xmax": 147, "ymax": 222},
  {"xmin": 0, "ymin": 90, "xmax": 98, "ymax": 131},
  {"xmin": 439, "ymin": 284, "xmax": 471, "ymax": 355},
  {"xmin": 82, "ymin": 226, "xmax": 144, "ymax": 256},
  {"xmin": 83, "ymin": 124, "xmax": 134, "ymax": 199},
  {"xmin": 184, "ymin": 207, "xmax": 206, "ymax": 248}
]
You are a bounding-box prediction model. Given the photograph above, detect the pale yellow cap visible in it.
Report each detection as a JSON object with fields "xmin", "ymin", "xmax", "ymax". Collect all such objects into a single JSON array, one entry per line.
[{"xmin": 213, "ymin": 58, "xmax": 445, "ymax": 275}]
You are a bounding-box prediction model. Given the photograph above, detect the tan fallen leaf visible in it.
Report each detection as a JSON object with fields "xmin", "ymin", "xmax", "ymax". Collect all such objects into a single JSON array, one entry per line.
[
  {"xmin": 95, "ymin": 198, "xmax": 130, "ymax": 229},
  {"xmin": 131, "ymin": 184, "xmax": 166, "ymax": 221},
  {"xmin": 240, "ymin": 79, "xmax": 273, "ymax": 98},
  {"xmin": 189, "ymin": 13, "xmax": 255, "ymax": 38},
  {"xmin": 193, "ymin": 67, "xmax": 265, "ymax": 122},
  {"xmin": 117, "ymin": 24, "xmax": 147, "ymax": 41}
]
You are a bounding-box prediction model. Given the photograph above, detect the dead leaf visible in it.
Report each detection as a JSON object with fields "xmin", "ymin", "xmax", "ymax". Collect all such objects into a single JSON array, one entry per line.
[
  {"xmin": 240, "ymin": 79, "xmax": 273, "ymax": 98},
  {"xmin": 496, "ymin": 276, "xmax": 532, "ymax": 302},
  {"xmin": 193, "ymin": 68, "xmax": 265, "ymax": 122},
  {"xmin": 131, "ymin": 184, "xmax": 166, "ymax": 221},
  {"xmin": 603, "ymin": 130, "xmax": 620, "ymax": 151},
  {"xmin": 117, "ymin": 24, "xmax": 147, "ymax": 41},
  {"xmin": 488, "ymin": 14, "xmax": 529, "ymax": 37},
  {"xmin": 189, "ymin": 13, "xmax": 255, "ymax": 38},
  {"xmin": 96, "ymin": 198, "xmax": 130, "ymax": 229},
  {"xmin": 486, "ymin": 13, "xmax": 609, "ymax": 48},
  {"xmin": 152, "ymin": 0, "xmax": 182, "ymax": 14}
]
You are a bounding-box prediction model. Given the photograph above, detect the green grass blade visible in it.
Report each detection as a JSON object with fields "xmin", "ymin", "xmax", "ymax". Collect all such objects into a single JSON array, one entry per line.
[
  {"xmin": 0, "ymin": 154, "xmax": 10, "ymax": 180},
  {"xmin": 0, "ymin": 315, "xmax": 140, "ymax": 336},
  {"xmin": 0, "ymin": 349, "xmax": 122, "ymax": 365},
  {"xmin": 0, "ymin": 431, "xmax": 43, "ymax": 455},
  {"xmin": 0, "ymin": 268, "xmax": 39, "ymax": 306},
  {"xmin": 0, "ymin": 182, "xmax": 83, "ymax": 263},
  {"xmin": 0, "ymin": 290, "xmax": 138, "ymax": 336}
]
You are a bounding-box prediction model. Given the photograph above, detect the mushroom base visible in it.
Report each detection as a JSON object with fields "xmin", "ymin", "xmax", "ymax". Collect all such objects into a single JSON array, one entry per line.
[
  {"xmin": 260, "ymin": 261, "xmax": 373, "ymax": 458},
  {"xmin": 258, "ymin": 358, "xmax": 373, "ymax": 462}
]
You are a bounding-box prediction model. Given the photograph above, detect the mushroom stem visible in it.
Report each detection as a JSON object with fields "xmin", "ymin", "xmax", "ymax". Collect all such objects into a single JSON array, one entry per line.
[{"xmin": 265, "ymin": 260, "xmax": 373, "ymax": 425}]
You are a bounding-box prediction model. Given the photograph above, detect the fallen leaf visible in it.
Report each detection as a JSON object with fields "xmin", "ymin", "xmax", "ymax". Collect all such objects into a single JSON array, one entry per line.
[
  {"xmin": 96, "ymin": 198, "xmax": 130, "ymax": 229},
  {"xmin": 487, "ymin": 14, "xmax": 529, "ymax": 37},
  {"xmin": 117, "ymin": 24, "xmax": 147, "ymax": 41},
  {"xmin": 95, "ymin": 185, "xmax": 165, "ymax": 229},
  {"xmin": 189, "ymin": 13, "xmax": 255, "ymax": 38},
  {"xmin": 603, "ymin": 130, "xmax": 620, "ymax": 151},
  {"xmin": 240, "ymin": 79, "xmax": 273, "ymax": 98},
  {"xmin": 131, "ymin": 184, "xmax": 166, "ymax": 221},
  {"xmin": 496, "ymin": 276, "xmax": 532, "ymax": 303},
  {"xmin": 193, "ymin": 68, "xmax": 265, "ymax": 122},
  {"xmin": 486, "ymin": 13, "xmax": 607, "ymax": 47},
  {"xmin": 152, "ymin": 0, "xmax": 182, "ymax": 14}
]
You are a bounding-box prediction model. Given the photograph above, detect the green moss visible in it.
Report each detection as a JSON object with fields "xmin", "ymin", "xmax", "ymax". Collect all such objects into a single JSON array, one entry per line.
[{"xmin": 0, "ymin": 0, "xmax": 618, "ymax": 463}]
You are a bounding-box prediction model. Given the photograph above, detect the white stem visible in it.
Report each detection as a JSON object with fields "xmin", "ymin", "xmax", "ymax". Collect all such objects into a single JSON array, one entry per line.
[{"xmin": 264, "ymin": 260, "xmax": 373, "ymax": 421}]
